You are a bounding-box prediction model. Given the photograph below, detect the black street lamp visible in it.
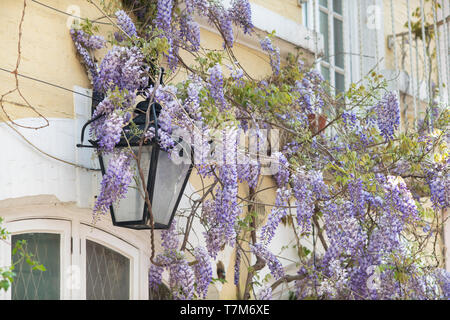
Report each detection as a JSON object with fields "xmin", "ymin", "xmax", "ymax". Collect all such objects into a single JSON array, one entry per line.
[{"xmin": 77, "ymin": 90, "xmax": 193, "ymax": 230}]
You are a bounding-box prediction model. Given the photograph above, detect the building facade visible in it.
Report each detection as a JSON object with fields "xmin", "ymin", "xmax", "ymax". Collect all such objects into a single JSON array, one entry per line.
[{"xmin": 0, "ymin": 0, "xmax": 448, "ymax": 300}]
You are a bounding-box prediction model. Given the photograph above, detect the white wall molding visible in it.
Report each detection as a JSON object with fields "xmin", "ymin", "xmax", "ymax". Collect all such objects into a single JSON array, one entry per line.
[
  {"xmin": 195, "ymin": 1, "xmax": 324, "ymax": 59},
  {"xmin": 249, "ymin": 1, "xmax": 324, "ymax": 55}
]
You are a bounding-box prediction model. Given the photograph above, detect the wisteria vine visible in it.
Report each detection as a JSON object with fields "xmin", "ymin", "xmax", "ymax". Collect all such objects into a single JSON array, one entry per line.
[{"xmin": 70, "ymin": 0, "xmax": 450, "ymax": 300}]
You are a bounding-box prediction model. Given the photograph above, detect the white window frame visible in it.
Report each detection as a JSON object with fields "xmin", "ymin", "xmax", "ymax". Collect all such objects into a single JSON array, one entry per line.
[
  {"xmin": 304, "ymin": 0, "xmax": 361, "ymax": 92},
  {"xmin": 79, "ymin": 224, "xmax": 140, "ymax": 300},
  {"xmin": 0, "ymin": 219, "xmax": 72, "ymax": 300},
  {"xmin": 318, "ymin": 0, "xmax": 345, "ymax": 94},
  {"xmin": 0, "ymin": 218, "xmax": 141, "ymax": 300}
]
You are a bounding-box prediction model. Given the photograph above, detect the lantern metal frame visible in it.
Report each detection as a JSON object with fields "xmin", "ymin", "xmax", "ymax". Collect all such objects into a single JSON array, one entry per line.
[{"xmin": 77, "ymin": 92, "xmax": 194, "ymax": 230}]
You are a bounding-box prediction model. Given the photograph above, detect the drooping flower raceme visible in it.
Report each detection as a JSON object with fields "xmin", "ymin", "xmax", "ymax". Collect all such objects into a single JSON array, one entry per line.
[
  {"xmin": 161, "ymin": 219, "xmax": 180, "ymax": 252},
  {"xmin": 193, "ymin": 247, "xmax": 213, "ymax": 298},
  {"xmin": 292, "ymin": 169, "xmax": 328, "ymax": 232},
  {"xmin": 70, "ymin": 28, "xmax": 105, "ymax": 79},
  {"xmin": 216, "ymin": 129, "xmax": 240, "ymax": 243},
  {"xmin": 178, "ymin": 15, "xmax": 201, "ymax": 51},
  {"xmin": 156, "ymin": 0, "xmax": 174, "ymax": 34},
  {"xmin": 260, "ymin": 188, "xmax": 291, "ymax": 245},
  {"xmin": 229, "ymin": 0, "xmax": 254, "ymax": 34},
  {"xmin": 92, "ymin": 111, "xmax": 126, "ymax": 152},
  {"xmin": 93, "ymin": 150, "xmax": 134, "ymax": 216},
  {"xmin": 375, "ymin": 91, "xmax": 400, "ymax": 141},
  {"xmin": 94, "ymin": 46, "xmax": 147, "ymax": 93},
  {"xmin": 90, "ymin": 94, "xmax": 135, "ymax": 152},
  {"xmin": 208, "ymin": 3, "xmax": 234, "ymax": 47},
  {"xmin": 70, "ymin": 29, "xmax": 106, "ymax": 50},
  {"xmin": 251, "ymin": 243, "xmax": 285, "ymax": 280},
  {"xmin": 169, "ymin": 260, "xmax": 195, "ymax": 300},
  {"xmin": 202, "ymin": 199, "xmax": 227, "ymax": 259},
  {"xmin": 425, "ymin": 163, "xmax": 449, "ymax": 210},
  {"xmin": 115, "ymin": 10, "xmax": 137, "ymax": 41},
  {"xmin": 273, "ymin": 152, "xmax": 289, "ymax": 187},
  {"xmin": 208, "ymin": 64, "xmax": 228, "ymax": 111},
  {"xmin": 260, "ymin": 37, "xmax": 280, "ymax": 76}
]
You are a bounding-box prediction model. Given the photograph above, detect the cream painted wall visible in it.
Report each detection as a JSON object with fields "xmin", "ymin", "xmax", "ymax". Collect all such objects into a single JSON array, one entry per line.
[
  {"xmin": 0, "ymin": 0, "xmax": 115, "ymax": 122},
  {"xmin": 251, "ymin": 0, "xmax": 303, "ymax": 25}
]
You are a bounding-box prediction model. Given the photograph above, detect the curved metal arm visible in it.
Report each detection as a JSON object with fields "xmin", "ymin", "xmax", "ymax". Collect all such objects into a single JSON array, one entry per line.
[{"xmin": 76, "ymin": 113, "xmax": 105, "ymax": 148}]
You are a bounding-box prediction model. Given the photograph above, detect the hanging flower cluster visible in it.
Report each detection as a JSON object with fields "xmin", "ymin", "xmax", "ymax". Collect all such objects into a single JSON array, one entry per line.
[
  {"xmin": 375, "ymin": 91, "xmax": 400, "ymax": 141},
  {"xmin": 70, "ymin": 29, "xmax": 105, "ymax": 78},
  {"xmin": 70, "ymin": 2, "xmax": 450, "ymax": 301},
  {"xmin": 93, "ymin": 150, "xmax": 134, "ymax": 216},
  {"xmin": 149, "ymin": 221, "xmax": 214, "ymax": 300},
  {"xmin": 115, "ymin": 9, "xmax": 137, "ymax": 40},
  {"xmin": 260, "ymin": 37, "xmax": 281, "ymax": 76}
]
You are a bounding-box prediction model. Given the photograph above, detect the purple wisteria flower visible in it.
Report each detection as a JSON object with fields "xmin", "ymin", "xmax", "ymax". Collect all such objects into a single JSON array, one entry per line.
[
  {"xmin": 274, "ymin": 152, "xmax": 289, "ymax": 187},
  {"xmin": 161, "ymin": 219, "xmax": 180, "ymax": 251},
  {"xmin": 178, "ymin": 16, "xmax": 201, "ymax": 51},
  {"xmin": 214, "ymin": 129, "xmax": 240, "ymax": 243},
  {"xmin": 169, "ymin": 260, "xmax": 195, "ymax": 300},
  {"xmin": 260, "ymin": 37, "xmax": 280, "ymax": 76},
  {"xmin": 425, "ymin": 163, "xmax": 449, "ymax": 210},
  {"xmin": 375, "ymin": 91, "xmax": 400, "ymax": 141},
  {"xmin": 70, "ymin": 28, "xmax": 105, "ymax": 78},
  {"xmin": 251, "ymin": 243, "xmax": 285, "ymax": 280},
  {"xmin": 292, "ymin": 169, "xmax": 328, "ymax": 232},
  {"xmin": 156, "ymin": 0, "xmax": 174, "ymax": 33},
  {"xmin": 70, "ymin": 29, "xmax": 106, "ymax": 50},
  {"xmin": 91, "ymin": 111, "xmax": 126, "ymax": 152},
  {"xmin": 115, "ymin": 10, "xmax": 137, "ymax": 41},
  {"xmin": 260, "ymin": 188, "xmax": 291, "ymax": 245},
  {"xmin": 229, "ymin": 0, "xmax": 254, "ymax": 34},
  {"xmin": 93, "ymin": 150, "xmax": 134, "ymax": 215},
  {"xmin": 258, "ymin": 286, "xmax": 272, "ymax": 300},
  {"xmin": 209, "ymin": 3, "xmax": 234, "ymax": 47},
  {"xmin": 149, "ymin": 261, "xmax": 165, "ymax": 290},
  {"xmin": 193, "ymin": 247, "xmax": 213, "ymax": 298},
  {"xmin": 202, "ymin": 199, "xmax": 227, "ymax": 258},
  {"xmin": 208, "ymin": 64, "xmax": 228, "ymax": 111},
  {"xmin": 95, "ymin": 46, "xmax": 147, "ymax": 93}
]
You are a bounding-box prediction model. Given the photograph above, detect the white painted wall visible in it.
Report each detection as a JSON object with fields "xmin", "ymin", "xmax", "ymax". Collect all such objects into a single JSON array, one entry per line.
[
  {"xmin": 0, "ymin": 117, "xmax": 78, "ymax": 203},
  {"xmin": 0, "ymin": 86, "xmax": 97, "ymax": 205}
]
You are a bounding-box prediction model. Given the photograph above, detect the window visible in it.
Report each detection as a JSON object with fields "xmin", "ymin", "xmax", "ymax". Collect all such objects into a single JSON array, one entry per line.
[
  {"xmin": 1, "ymin": 218, "xmax": 141, "ymax": 300},
  {"xmin": 79, "ymin": 224, "xmax": 140, "ymax": 300},
  {"xmin": 11, "ymin": 233, "xmax": 61, "ymax": 300},
  {"xmin": 86, "ymin": 239, "xmax": 130, "ymax": 300},
  {"xmin": 318, "ymin": 0, "xmax": 345, "ymax": 94}
]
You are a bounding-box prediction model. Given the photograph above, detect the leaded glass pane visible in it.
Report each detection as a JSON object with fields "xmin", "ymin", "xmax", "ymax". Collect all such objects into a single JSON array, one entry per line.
[
  {"xmin": 86, "ymin": 240, "xmax": 130, "ymax": 300},
  {"xmin": 11, "ymin": 233, "xmax": 60, "ymax": 300}
]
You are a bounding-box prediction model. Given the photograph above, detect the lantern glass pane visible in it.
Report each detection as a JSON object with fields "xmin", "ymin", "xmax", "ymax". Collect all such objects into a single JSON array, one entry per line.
[
  {"xmin": 152, "ymin": 144, "xmax": 191, "ymax": 226},
  {"xmin": 103, "ymin": 145, "xmax": 153, "ymax": 224}
]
